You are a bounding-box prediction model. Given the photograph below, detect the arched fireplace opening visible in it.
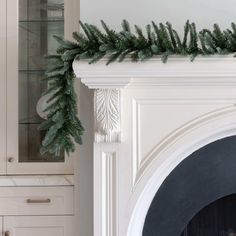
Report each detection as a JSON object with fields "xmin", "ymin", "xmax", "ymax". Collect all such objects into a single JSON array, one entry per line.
[
  {"xmin": 181, "ymin": 194, "xmax": 236, "ymax": 236},
  {"xmin": 143, "ymin": 135, "xmax": 236, "ymax": 236}
]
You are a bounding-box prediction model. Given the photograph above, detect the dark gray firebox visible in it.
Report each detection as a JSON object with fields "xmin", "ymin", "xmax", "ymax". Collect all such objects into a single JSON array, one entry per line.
[{"xmin": 143, "ymin": 136, "xmax": 236, "ymax": 236}]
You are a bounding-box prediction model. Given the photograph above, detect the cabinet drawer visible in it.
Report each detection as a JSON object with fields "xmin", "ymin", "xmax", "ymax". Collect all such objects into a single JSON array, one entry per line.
[
  {"xmin": 4, "ymin": 216, "xmax": 74, "ymax": 236},
  {"xmin": 0, "ymin": 186, "xmax": 74, "ymax": 215}
]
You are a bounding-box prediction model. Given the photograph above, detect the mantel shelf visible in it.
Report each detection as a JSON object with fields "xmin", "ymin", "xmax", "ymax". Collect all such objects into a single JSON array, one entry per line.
[{"xmin": 73, "ymin": 56, "xmax": 236, "ymax": 89}]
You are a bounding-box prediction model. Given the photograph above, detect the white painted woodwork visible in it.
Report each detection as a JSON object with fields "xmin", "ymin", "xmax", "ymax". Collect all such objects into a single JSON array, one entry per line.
[
  {"xmin": 5, "ymin": 0, "xmax": 74, "ymax": 175},
  {"xmin": 0, "ymin": 186, "xmax": 74, "ymax": 216},
  {"xmin": 6, "ymin": 0, "xmax": 18, "ymax": 175},
  {"xmin": 101, "ymin": 152, "xmax": 117, "ymax": 236},
  {"xmin": 4, "ymin": 216, "xmax": 73, "ymax": 236},
  {"xmin": 6, "ymin": 159, "xmax": 74, "ymax": 175},
  {"xmin": 73, "ymin": 56, "xmax": 236, "ymax": 85},
  {"xmin": 0, "ymin": 217, "xmax": 2, "ymax": 236},
  {"xmin": 64, "ymin": 0, "xmax": 80, "ymax": 40},
  {"xmin": 94, "ymin": 89, "xmax": 121, "ymax": 142},
  {"xmin": 74, "ymin": 57, "xmax": 236, "ymax": 236},
  {"xmin": 0, "ymin": 1, "xmax": 78, "ymax": 235},
  {"xmin": 0, "ymin": 0, "xmax": 7, "ymax": 175}
]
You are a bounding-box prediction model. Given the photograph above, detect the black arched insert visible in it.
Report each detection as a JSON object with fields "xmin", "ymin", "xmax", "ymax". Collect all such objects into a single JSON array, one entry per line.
[
  {"xmin": 182, "ymin": 194, "xmax": 236, "ymax": 236},
  {"xmin": 143, "ymin": 136, "xmax": 236, "ymax": 236}
]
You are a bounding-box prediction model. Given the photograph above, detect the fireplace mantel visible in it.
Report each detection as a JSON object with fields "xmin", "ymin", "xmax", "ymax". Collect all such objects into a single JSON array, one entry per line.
[
  {"xmin": 73, "ymin": 56, "xmax": 236, "ymax": 88},
  {"xmin": 73, "ymin": 57, "xmax": 236, "ymax": 236}
]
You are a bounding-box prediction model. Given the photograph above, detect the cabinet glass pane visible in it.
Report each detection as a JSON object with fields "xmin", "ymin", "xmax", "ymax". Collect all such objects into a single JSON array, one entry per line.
[
  {"xmin": 19, "ymin": 0, "xmax": 64, "ymax": 21},
  {"xmin": 19, "ymin": 0, "xmax": 64, "ymax": 162}
]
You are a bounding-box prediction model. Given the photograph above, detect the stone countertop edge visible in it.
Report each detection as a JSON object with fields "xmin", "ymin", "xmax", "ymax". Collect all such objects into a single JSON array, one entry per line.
[{"xmin": 0, "ymin": 175, "xmax": 74, "ymax": 187}]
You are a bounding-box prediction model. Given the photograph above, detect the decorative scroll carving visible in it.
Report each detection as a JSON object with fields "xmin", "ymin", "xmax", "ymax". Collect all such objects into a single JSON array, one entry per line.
[{"xmin": 94, "ymin": 89, "xmax": 121, "ymax": 142}]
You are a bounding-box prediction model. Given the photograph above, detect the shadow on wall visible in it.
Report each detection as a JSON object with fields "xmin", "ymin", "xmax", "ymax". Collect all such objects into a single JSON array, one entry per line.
[{"xmin": 76, "ymin": 82, "xmax": 94, "ymax": 236}]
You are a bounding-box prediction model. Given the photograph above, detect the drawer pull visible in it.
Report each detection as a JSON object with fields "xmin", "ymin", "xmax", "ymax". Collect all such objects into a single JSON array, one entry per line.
[
  {"xmin": 7, "ymin": 157, "xmax": 14, "ymax": 163},
  {"xmin": 4, "ymin": 231, "xmax": 10, "ymax": 236},
  {"xmin": 26, "ymin": 198, "xmax": 51, "ymax": 204}
]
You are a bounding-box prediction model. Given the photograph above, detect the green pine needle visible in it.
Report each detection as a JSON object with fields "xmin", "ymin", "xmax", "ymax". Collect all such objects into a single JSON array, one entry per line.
[{"xmin": 40, "ymin": 20, "xmax": 236, "ymax": 157}]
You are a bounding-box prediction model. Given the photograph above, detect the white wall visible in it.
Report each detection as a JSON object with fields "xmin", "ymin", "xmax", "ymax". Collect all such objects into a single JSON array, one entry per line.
[
  {"xmin": 76, "ymin": 82, "xmax": 94, "ymax": 236},
  {"xmin": 65, "ymin": 1, "xmax": 94, "ymax": 235},
  {"xmin": 81, "ymin": 0, "xmax": 236, "ymax": 33}
]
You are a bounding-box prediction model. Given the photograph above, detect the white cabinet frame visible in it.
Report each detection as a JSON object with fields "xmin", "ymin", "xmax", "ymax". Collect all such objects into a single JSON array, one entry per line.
[
  {"xmin": 5, "ymin": 0, "xmax": 77, "ymax": 175},
  {"xmin": 4, "ymin": 216, "xmax": 73, "ymax": 236},
  {"xmin": 0, "ymin": 0, "xmax": 7, "ymax": 175}
]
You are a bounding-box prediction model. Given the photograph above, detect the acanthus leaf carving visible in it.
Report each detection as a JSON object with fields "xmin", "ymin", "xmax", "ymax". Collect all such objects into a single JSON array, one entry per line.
[{"xmin": 94, "ymin": 89, "xmax": 121, "ymax": 143}]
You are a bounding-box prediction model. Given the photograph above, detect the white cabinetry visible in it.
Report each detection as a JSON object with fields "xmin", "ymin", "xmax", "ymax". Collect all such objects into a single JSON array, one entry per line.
[
  {"xmin": 4, "ymin": 216, "xmax": 73, "ymax": 236},
  {"xmin": 2, "ymin": 0, "xmax": 79, "ymax": 175},
  {"xmin": 0, "ymin": 0, "xmax": 7, "ymax": 175},
  {"xmin": 0, "ymin": 1, "xmax": 78, "ymax": 234},
  {"xmin": 0, "ymin": 186, "xmax": 73, "ymax": 215},
  {"xmin": 0, "ymin": 184, "xmax": 74, "ymax": 236}
]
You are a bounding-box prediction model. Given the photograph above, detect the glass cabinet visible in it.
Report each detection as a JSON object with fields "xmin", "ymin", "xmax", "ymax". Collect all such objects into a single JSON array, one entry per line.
[
  {"xmin": 19, "ymin": 0, "xmax": 64, "ymax": 163},
  {"xmin": 4, "ymin": 0, "xmax": 79, "ymax": 174}
]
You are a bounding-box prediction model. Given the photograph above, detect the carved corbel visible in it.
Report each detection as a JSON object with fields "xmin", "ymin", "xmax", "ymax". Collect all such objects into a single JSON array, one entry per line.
[{"xmin": 94, "ymin": 89, "xmax": 121, "ymax": 143}]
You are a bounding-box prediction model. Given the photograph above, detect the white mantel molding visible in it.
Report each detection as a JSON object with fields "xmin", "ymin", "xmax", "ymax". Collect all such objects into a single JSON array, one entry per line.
[
  {"xmin": 73, "ymin": 56, "xmax": 236, "ymax": 143},
  {"xmin": 73, "ymin": 57, "xmax": 236, "ymax": 236},
  {"xmin": 94, "ymin": 89, "xmax": 121, "ymax": 142},
  {"xmin": 73, "ymin": 56, "xmax": 236, "ymax": 88}
]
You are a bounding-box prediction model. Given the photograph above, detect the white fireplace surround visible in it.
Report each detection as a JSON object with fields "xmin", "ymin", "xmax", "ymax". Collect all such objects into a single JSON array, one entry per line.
[{"xmin": 73, "ymin": 57, "xmax": 236, "ymax": 236}]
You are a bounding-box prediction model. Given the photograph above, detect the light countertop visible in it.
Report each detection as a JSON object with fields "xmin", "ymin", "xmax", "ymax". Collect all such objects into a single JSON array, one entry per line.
[{"xmin": 0, "ymin": 175, "xmax": 74, "ymax": 186}]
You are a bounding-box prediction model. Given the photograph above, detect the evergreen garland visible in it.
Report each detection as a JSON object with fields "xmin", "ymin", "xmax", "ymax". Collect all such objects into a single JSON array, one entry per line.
[{"xmin": 41, "ymin": 20, "xmax": 236, "ymax": 157}]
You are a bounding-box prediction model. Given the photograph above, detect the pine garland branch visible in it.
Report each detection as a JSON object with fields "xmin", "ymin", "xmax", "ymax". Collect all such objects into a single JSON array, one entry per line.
[{"xmin": 40, "ymin": 20, "xmax": 236, "ymax": 157}]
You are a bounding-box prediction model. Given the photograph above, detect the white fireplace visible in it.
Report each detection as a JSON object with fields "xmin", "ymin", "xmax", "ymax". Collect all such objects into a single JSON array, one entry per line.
[{"xmin": 73, "ymin": 56, "xmax": 236, "ymax": 236}]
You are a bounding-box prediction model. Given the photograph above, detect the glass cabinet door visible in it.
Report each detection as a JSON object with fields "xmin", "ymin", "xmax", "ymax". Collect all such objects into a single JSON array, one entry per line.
[
  {"xmin": 19, "ymin": 0, "xmax": 64, "ymax": 162},
  {"xmin": 6, "ymin": 0, "xmax": 76, "ymax": 174}
]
